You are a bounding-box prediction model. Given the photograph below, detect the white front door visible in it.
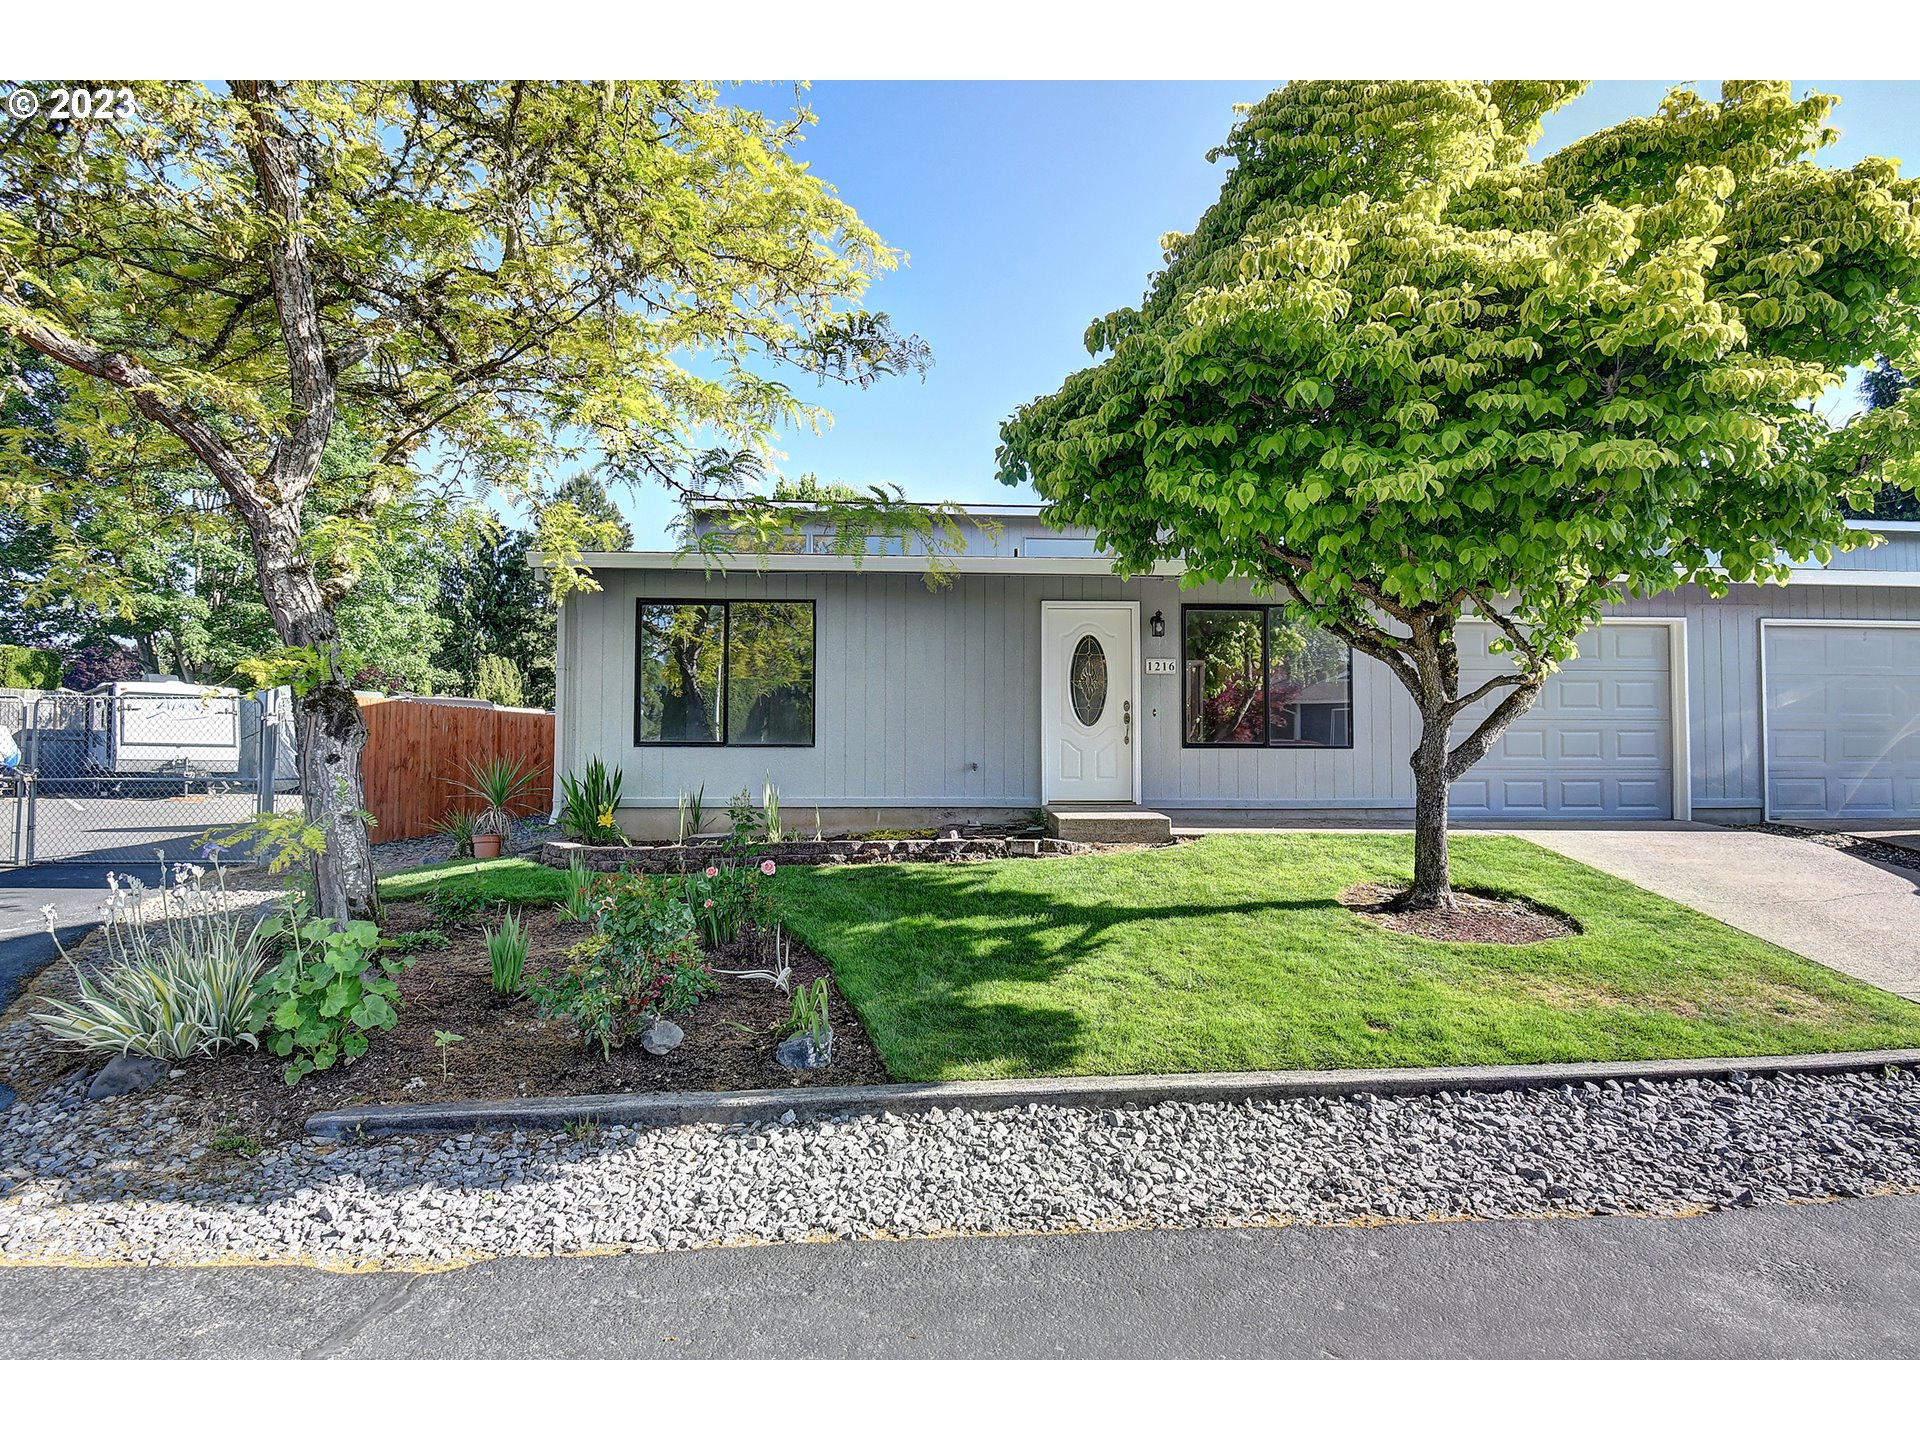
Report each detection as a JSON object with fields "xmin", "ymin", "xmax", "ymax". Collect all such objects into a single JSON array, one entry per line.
[{"xmin": 1041, "ymin": 601, "xmax": 1139, "ymax": 804}]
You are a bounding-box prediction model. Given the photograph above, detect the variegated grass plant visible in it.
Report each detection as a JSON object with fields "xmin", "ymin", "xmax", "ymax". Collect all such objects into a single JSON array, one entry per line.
[{"xmin": 33, "ymin": 861, "xmax": 268, "ymax": 1060}]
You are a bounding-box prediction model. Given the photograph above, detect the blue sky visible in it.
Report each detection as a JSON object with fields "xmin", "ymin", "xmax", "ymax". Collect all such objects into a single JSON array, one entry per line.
[{"xmin": 615, "ymin": 80, "xmax": 1920, "ymax": 547}]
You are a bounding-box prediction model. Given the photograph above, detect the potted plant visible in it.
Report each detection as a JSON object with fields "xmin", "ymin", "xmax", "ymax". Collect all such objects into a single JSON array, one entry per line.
[{"xmin": 454, "ymin": 755, "xmax": 545, "ymax": 859}]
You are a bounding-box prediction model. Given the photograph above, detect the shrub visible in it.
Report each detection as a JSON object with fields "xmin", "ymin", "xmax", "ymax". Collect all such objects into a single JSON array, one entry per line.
[
  {"xmin": 526, "ymin": 873, "xmax": 712, "ymax": 1058},
  {"xmin": 60, "ymin": 641, "xmax": 141, "ymax": 690},
  {"xmin": 684, "ymin": 854, "xmax": 777, "ymax": 948},
  {"xmin": 251, "ymin": 908, "xmax": 406, "ymax": 1085},
  {"xmin": 32, "ymin": 863, "xmax": 268, "ymax": 1059},
  {"xmin": 559, "ymin": 758, "xmax": 626, "ymax": 845},
  {"xmin": 485, "ymin": 910, "xmax": 530, "ymax": 995},
  {"xmin": 0, "ymin": 644, "xmax": 62, "ymax": 690},
  {"xmin": 351, "ymin": 663, "xmax": 409, "ymax": 695},
  {"xmin": 426, "ymin": 884, "xmax": 488, "ymax": 928},
  {"xmin": 382, "ymin": 929, "xmax": 449, "ymax": 954}
]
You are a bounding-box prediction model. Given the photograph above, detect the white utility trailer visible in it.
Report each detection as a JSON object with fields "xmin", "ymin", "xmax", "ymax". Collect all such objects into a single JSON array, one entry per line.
[{"xmin": 84, "ymin": 678, "xmax": 242, "ymax": 777}]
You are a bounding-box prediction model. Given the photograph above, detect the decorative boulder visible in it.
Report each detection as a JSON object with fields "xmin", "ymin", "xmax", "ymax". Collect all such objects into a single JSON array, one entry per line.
[
  {"xmin": 641, "ymin": 1018, "xmax": 684, "ymax": 1056},
  {"xmin": 775, "ymin": 1030, "xmax": 833, "ymax": 1070},
  {"xmin": 86, "ymin": 1054, "xmax": 167, "ymax": 1101}
]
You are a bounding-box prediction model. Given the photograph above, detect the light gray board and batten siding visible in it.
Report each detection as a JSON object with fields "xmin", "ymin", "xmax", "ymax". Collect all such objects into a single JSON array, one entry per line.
[
  {"xmin": 557, "ymin": 567, "xmax": 1421, "ymax": 818},
  {"xmin": 1815, "ymin": 526, "xmax": 1920, "ymax": 573},
  {"xmin": 557, "ymin": 566, "xmax": 1920, "ymax": 827}
]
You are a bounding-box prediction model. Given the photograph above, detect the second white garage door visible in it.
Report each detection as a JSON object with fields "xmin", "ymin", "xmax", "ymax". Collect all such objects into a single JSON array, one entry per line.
[
  {"xmin": 1763, "ymin": 622, "xmax": 1920, "ymax": 820},
  {"xmin": 1448, "ymin": 622, "xmax": 1675, "ymax": 820}
]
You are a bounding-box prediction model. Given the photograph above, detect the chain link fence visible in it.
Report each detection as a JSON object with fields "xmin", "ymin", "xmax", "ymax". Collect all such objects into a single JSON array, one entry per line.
[{"xmin": 0, "ymin": 686, "xmax": 303, "ymax": 868}]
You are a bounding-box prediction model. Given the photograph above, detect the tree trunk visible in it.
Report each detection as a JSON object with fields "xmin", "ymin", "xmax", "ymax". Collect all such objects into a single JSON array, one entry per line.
[
  {"xmin": 251, "ymin": 508, "xmax": 378, "ymax": 921},
  {"xmin": 1406, "ymin": 711, "xmax": 1454, "ymax": 910},
  {"xmin": 293, "ymin": 677, "xmax": 376, "ymax": 921}
]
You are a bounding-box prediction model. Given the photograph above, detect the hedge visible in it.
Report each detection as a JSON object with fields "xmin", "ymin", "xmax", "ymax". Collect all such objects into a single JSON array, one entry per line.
[{"xmin": 0, "ymin": 645, "xmax": 62, "ymax": 690}]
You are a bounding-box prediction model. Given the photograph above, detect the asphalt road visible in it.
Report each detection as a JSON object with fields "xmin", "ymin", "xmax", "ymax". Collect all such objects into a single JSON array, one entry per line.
[
  {"xmin": 3, "ymin": 1195, "xmax": 1917, "ymax": 1358},
  {"xmin": 0, "ymin": 861, "xmax": 134, "ymax": 1013}
]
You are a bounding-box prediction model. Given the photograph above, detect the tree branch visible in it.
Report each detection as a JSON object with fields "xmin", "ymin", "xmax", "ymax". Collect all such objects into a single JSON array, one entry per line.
[
  {"xmin": 1445, "ymin": 674, "xmax": 1549, "ymax": 780},
  {"xmin": 2, "ymin": 310, "xmax": 259, "ymax": 505},
  {"xmin": 233, "ymin": 80, "xmax": 334, "ymax": 501}
]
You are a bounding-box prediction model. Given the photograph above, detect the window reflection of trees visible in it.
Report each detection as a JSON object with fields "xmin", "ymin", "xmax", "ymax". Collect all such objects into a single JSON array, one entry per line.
[
  {"xmin": 637, "ymin": 600, "xmax": 814, "ymax": 746},
  {"xmin": 1184, "ymin": 605, "xmax": 1351, "ymax": 747}
]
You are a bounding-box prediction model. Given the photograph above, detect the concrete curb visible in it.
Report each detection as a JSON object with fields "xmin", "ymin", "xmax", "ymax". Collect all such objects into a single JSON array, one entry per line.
[{"xmin": 305, "ymin": 1047, "xmax": 1920, "ymax": 1140}]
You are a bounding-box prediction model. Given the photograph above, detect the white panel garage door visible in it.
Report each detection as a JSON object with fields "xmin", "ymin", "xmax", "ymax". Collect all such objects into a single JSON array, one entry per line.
[
  {"xmin": 1763, "ymin": 623, "xmax": 1920, "ymax": 820},
  {"xmin": 1448, "ymin": 623, "xmax": 1674, "ymax": 819}
]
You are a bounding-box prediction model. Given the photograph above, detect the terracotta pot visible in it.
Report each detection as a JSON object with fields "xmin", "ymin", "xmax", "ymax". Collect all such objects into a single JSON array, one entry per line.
[{"xmin": 473, "ymin": 833, "xmax": 504, "ymax": 859}]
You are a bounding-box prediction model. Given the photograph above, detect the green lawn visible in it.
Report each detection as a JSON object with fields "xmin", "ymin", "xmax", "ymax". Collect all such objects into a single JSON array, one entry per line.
[
  {"xmin": 766, "ymin": 833, "xmax": 1920, "ymax": 1081},
  {"xmin": 379, "ymin": 857, "xmax": 570, "ymax": 907}
]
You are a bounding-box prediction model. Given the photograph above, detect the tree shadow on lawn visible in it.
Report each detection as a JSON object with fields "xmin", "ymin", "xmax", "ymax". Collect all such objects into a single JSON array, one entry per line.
[{"xmin": 776, "ymin": 860, "xmax": 1338, "ymax": 1080}]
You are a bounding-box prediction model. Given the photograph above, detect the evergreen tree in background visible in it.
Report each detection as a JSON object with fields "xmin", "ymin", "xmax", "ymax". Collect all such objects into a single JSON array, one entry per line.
[
  {"xmin": 472, "ymin": 653, "xmax": 526, "ymax": 707},
  {"xmin": 1850, "ymin": 358, "xmax": 1918, "ymax": 519},
  {"xmin": 434, "ymin": 528, "xmax": 555, "ymax": 708},
  {"xmin": 552, "ymin": 471, "xmax": 633, "ymax": 550}
]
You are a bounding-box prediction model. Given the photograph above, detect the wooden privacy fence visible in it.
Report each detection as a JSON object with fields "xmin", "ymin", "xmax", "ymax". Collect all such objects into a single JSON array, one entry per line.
[{"xmin": 360, "ymin": 698, "xmax": 554, "ymax": 842}]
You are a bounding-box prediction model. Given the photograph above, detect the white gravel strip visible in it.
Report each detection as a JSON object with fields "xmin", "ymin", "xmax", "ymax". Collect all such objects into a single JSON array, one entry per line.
[{"xmin": 3, "ymin": 1059, "xmax": 1918, "ymax": 1270}]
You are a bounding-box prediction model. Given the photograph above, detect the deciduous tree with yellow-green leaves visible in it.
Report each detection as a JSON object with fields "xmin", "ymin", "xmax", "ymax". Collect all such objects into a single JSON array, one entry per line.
[
  {"xmin": 1000, "ymin": 80, "xmax": 1920, "ymax": 909},
  {"xmin": 0, "ymin": 80, "xmax": 922, "ymax": 918}
]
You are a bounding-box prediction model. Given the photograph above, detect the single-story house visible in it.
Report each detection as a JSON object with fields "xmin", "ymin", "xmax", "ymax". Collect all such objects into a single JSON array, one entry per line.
[{"xmin": 550, "ymin": 504, "xmax": 1920, "ymax": 840}]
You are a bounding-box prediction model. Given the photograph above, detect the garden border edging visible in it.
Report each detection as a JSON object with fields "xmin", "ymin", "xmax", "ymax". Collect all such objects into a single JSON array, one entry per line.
[
  {"xmin": 305, "ymin": 1047, "xmax": 1920, "ymax": 1140},
  {"xmin": 539, "ymin": 835, "xmax": 1103, "ymax": 872}
]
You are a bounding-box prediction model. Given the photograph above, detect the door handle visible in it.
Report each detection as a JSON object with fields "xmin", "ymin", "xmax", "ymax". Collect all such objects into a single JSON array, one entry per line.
[{"xmin": 1123, "ymin": 699, "xmax": 1131, "ymax": 745}]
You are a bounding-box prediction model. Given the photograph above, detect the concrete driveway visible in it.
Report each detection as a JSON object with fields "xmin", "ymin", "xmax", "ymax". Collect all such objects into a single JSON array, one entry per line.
[{"xmin": 1509, "ymin": 823, "xmax": 1920, "ymax": 1003}]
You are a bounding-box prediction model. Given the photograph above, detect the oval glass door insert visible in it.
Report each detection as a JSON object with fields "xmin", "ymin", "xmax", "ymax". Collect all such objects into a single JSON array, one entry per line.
[{"xmin": 1070, "ymin": 635, "xmax": 1108, "ymax": 726}]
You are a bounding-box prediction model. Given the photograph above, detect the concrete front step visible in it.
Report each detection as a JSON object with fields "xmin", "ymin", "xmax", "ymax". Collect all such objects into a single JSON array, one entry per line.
[{"xmin": 1043, "ymin": 804, "xmax": 1173, "ymax": 844}]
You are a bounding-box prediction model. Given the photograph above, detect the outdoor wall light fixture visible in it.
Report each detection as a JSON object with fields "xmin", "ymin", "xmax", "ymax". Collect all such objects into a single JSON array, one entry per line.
[{"xmin": 1150, "ymin": 610, "xmax": 1166, "ymax": 638}]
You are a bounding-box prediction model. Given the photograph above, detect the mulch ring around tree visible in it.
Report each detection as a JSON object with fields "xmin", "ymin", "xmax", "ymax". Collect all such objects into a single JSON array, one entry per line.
[
  {"xmin": 2, "ymin": 904, "xmax": 891, "ymax": 1147},
  {"xmin": 1338, "ymin": 882, "xmax": 1580, "ymax": 945}
]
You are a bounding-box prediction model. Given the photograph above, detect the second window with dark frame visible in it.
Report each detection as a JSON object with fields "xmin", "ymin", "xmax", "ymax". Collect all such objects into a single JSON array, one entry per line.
[
  {"xmin": 636, "ymin": 599, "xmax": 816, "ymax": 746},
  {"xmin": 1182, "ymin": 605, "xmax": 1353, "ymax": 748}
]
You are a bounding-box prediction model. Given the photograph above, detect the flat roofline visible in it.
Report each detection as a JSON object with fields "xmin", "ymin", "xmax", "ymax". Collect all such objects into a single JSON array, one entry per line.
[
  {"xmin": 543, "ymin": 550, "xmax": 1920, "ymax": 590},
  {"xmin": 554, "ymin": 550, "xmax": 1182, "ymax": 578},
  {"xmin": 689, "ymin": 498, "xmax": 1050, "ymax": 517}
]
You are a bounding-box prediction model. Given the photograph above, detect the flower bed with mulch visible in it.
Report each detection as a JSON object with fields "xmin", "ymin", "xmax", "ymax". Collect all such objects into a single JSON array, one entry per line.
[
  {"xmin": 0, "ymin": 901, "xmax": 889, "ymax": 1149},
  {"xmin": 1338, "ymin": 882, "xmax": 1581, "ymax": 945},
  {"xmin": 543, "ymin": 834, "xmax": 1107, "ymax": 873}
]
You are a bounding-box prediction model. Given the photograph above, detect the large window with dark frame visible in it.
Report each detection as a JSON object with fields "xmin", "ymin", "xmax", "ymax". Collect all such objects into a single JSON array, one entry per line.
[
  {"xmin": 635, "ymin": 599, "xmax": 815, "ymax": 746},
  {"xmin": 1182, "ymin": 605, "xmax": 1353, "ymax": 748}
]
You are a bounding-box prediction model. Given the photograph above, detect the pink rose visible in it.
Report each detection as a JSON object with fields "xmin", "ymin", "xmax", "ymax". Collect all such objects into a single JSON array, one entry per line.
[
  {"xmin": 705, "ymin": 866, "xmax": 719, "ymax": 879},
  {"xmin": 704, "ymin": 898, "xmax": 714, "ymax": 909},
  {"xmin": 760, "ymin": 859, "xmax": 776, "ymax": 876}
]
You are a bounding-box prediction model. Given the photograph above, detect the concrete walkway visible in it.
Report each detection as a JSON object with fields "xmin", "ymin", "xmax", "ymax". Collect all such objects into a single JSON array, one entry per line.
[{"xmin": 1510, "ymin": 823, "xmax": 1920, "ymax": 1003}]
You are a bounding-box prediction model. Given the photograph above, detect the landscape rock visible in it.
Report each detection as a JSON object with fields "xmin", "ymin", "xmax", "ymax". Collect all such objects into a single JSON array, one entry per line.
[
  {"xmin": 775, "ymin": 1031, "xmax": 831, "ymax": 1070},
  {"xmin": 640, "ymin": 1019, "xmax": 684, "ymax": 1057},
  {"xmin": 3, "ymin": 1059, "xmax": 1919, "ymax": 1270},
  {"xmin": 85, "ymin": 1055, "xmax": 167, "ymax": 1101}
]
